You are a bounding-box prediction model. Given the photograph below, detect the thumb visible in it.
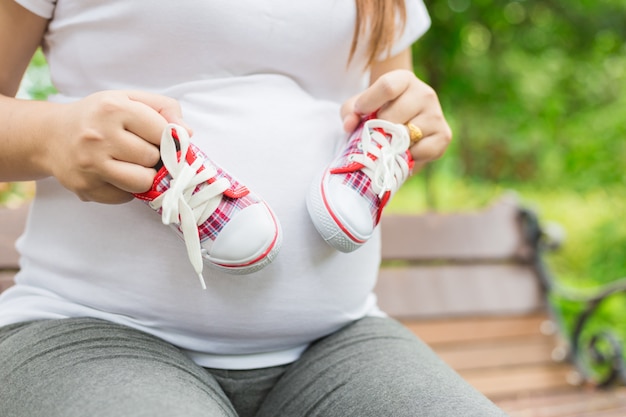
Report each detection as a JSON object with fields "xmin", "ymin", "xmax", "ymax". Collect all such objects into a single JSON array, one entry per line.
[{"xmin": 340, "ymin": 94, "xmax": 362, "ymax": 133}]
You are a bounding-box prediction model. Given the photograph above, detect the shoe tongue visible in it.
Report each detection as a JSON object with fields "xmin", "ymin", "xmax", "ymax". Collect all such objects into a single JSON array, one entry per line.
[
  {"xmin": 153, "ymin": 159, "xmax": 165, "ymax": 172},
  {"xmin": 153, "ymin": 135, "xmax": 182, "ymax": 171}
]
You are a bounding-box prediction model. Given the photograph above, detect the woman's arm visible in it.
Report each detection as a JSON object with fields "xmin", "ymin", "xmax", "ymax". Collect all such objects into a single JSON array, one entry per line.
[
  {"xmin": 369, "ymin": 48, "xmax": 413, "ymax": 82},
  {"xmin": 341, "ymin": 48, "xmax": 452, "ymax": 164},
  {"xmin": 0, "ymin": 0, "xmax": 55, "ymax": 182},
  {"xmin": 0, "ymin": 0, "xmax": 46, "ymax": 97},
  {"xmin": 0, "ymin": 1, "xmax": 188, "ymax": 203}
]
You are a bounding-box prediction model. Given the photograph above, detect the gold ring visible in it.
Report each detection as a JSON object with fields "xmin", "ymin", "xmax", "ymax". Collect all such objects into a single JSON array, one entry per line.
[{"xmin": 405, "ymin": 122, "xmax": 423, "ymax": 145}]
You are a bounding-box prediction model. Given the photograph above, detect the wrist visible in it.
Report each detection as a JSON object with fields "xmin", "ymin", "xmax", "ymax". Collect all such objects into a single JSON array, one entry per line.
[{"xmin": 0, "ymin": 97, "xmax": 65, "ymax": 181}]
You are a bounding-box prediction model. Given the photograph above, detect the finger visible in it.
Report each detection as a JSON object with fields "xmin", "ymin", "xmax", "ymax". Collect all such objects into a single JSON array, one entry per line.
[
  {"xmin": 342, "ymin": 113, "xmax": 361, "ymax": 133},
  {"xmin": 411, "ymin": 135, "xmax": 450, "ymax": 162},
  {"xmin": 408, "ymin": 114, "xmax": 453, "ymax": 162},
  {"xmin": 109, "ymin": 130, "xmax": 161, "ymax": 168},
  {"xmin": 127, "ymin": 90, "xmax": 193, "ymax": 134},
  {"xmin": 120, "ymin": 99, "xmax": 173, "ymax": 147},
  {"xmin": 75, "ymin": 182, "xmax": 135, "ymax": 204},
  {"xmin": 340, "ymin": 94, "xmax": 359, "ymax": 120},
  {"xmin": 354, "ymin": 70, "xmax": 413, "ymax": 116},
  {"xmin": 375, "ymin": 84, "xmax": 426, "ymax": 125},
  {"xmin": 101, "ymin": 159, "xmax": 158, "ymax": 194},
  {"xmin": 91, "ymin": 189, "xmax": 134, "ymax": 205},
  {"xmin": 339, "ymin": 94, "xmax": 361, "ymax": 132}
]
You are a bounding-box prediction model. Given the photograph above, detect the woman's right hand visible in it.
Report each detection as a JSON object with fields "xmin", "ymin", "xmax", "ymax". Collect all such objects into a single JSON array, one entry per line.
[
  {"xmin": 44, "ymin": 90, "xmax": 190, "ymax": 204},
  {"xmin": 1, "ymin": 4, "xmax": 189, "ymax": 204}
]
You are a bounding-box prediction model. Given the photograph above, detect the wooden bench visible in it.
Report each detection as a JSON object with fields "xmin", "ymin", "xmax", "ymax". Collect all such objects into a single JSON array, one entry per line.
[
  {"xmin": 0, "ymin": 203, "xmax": 28, "ymax": 293},
  {"xmin": 2, "ymin": 193, "xmax": 626, "ymax": 416},
  {"xmin": 375, "ymin": 193, "xmax": 626, "ymax": 416}
]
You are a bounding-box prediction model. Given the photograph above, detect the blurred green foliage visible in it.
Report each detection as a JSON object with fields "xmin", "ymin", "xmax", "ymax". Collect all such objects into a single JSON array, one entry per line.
[
  {"xmin": 400, "ymin": 0, "xmax": 626, "ymax": 286},
  {"xmin": 413, "ymin": 0, "xmax": 626, "ymax": 190},
  {"xmin": 17, "ymin": 49, "xmax": 56, "ymax": 100},
  {"xmin": 0, "ymin": 182, "xmax": 36, "ymax": 208}
]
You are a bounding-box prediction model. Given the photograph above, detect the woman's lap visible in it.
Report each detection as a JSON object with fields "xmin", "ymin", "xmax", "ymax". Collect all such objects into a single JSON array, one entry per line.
[
  {"xmin": 257, "ymin": 316, "xmax": 507, "ymax": 417},
  {"xmin": 0, "ymin": 318, "xmax": 237, "ymax": 417},
  {"xmin": 0, "ymin": 316, "xmax": 506, "ymax": 417}
]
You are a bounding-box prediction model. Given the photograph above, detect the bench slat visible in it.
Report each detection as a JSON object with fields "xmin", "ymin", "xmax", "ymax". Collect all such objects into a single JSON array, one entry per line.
[
  {"xmin": 436, "ymin": 336, "xmax": 556, "ymax": 371},
  {"xmin": 0, "ymin": 271, "xmax": 17, "ymax": 292},
  {"xmin": 402, "ymin": 314, "xmax": 548, "ymax": 345},
  {"xmin": 461, "ymin": 362, "xmax": 574, "ymax": 399},
  {"xmin": 376, "ymin": 264, "xmax": 544, "ymax": 317},
  {"xmin": 0, "ymin": 205, "xmax": 29, "ymax": 269},
  {"xmin": 380, "ymin": 193, "xmax": 526, "ymax": 261},
  {"xmin": 495, "ymin": 389, "xmax": 626, "ymax": 417}
]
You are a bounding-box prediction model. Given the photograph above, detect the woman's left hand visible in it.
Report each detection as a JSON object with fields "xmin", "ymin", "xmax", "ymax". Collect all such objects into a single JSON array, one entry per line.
[{"xmin": 340, "ymin": 68, "xmax": 452, "ymax": 166}]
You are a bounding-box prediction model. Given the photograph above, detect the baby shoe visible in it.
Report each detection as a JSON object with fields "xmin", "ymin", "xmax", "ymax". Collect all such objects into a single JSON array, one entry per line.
[
  {"xmin": 306, "ymin": 117, "xmax": 414, "ymax": 252},
  {"xmin": 135, "ymin": 123, "xmax": 282, "ymax": 288}
]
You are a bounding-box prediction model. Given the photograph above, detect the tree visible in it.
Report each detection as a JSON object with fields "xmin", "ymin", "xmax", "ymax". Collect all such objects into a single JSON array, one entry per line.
[{"xmin": 413, "ymin": 0, "xmax": 626, "ymax": 190}]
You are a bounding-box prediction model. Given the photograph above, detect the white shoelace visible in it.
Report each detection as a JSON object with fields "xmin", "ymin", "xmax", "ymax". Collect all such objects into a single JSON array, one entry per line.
[
  {"xmin": 348, "ymin": 120, "xmax": 411, "ymax": 198},
  {"xmin": 148, "ymin": 124, "xmax": 230, "ymax": 289}
]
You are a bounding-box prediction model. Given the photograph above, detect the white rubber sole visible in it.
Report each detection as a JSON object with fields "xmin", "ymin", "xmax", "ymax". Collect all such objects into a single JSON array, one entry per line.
[{"xmin": 306, "ymin": 171, "xmax": 368, "ymax": 253}]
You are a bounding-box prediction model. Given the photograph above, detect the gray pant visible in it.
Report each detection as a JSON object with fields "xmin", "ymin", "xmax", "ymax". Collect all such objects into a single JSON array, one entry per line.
[{"xmin": 0, "ymin": 317, "xmax": 507, "ymax": 417}]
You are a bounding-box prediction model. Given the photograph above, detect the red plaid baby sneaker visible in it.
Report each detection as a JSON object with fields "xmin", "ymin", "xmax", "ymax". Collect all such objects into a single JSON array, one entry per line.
[
  {"xmin": 306, "ymin": 117, "xmax": 414, "ymax": 252},
  {"xmin": 135, "ymin": 124, "xmax": 282, "ymax": 288}
]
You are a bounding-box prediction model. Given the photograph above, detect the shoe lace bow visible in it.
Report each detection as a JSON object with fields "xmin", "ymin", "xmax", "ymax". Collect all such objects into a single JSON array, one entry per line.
[
  {"xmin": 349, "ymin": 120, "xmax": 411, "ymax": 198},
  {"xmin": 149, "ymin": 124, "xmax": 230, "ymax": 289}
]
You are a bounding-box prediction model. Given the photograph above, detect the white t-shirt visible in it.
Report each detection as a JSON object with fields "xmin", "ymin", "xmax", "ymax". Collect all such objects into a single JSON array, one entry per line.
[{"xmin": 1, "ymin": 0, "xmax": 430, "ymax": 369}]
